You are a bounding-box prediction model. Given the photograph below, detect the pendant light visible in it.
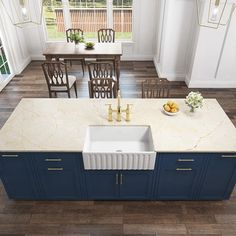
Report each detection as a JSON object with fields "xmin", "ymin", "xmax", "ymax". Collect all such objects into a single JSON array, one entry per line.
[
  {"xmin": 0, "ymin": 0, "xmax": 44, "ymax": 27},
  {"xmin": 196, "ymin": 0, "xmax": 236, "ymax": 29}
]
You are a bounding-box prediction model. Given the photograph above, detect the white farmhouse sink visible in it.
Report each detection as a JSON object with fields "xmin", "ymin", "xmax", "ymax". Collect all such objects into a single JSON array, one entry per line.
[{"xmin": 83, "ymin": 126, "xmax": 156, "ymax": 170}]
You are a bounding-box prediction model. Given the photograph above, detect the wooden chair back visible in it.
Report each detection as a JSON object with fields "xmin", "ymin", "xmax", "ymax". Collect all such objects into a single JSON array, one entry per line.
[
  {"xmin": 42, "ymin": 62, "xmax": 69, "ymax": 90},
  {"xmin": 88, "ymin": 78, "xmax": 117, "ymax": 98},
  {"xmin": 88, "ymin": 62, "xmax": 114, "ymax": 80},
  {"xmin": 66, "ymin": 28, "xmax": 84, "ymax": 43},
  {"xmin": 98, "ymin": 28, "xmax": 115, "ymax": 43},
  {"xmin": 142, "ymin": 78, "xmax": 171, "ymax": 98}
]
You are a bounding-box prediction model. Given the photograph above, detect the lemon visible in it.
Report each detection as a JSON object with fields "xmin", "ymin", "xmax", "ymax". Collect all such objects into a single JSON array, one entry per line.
[
  {"xmin": 164, "ymin": 104, "xmax": 171, "ymax": 112},
  {"xmin": 171, "ymin": 108, "xmax": 178, "ymax": 113}
]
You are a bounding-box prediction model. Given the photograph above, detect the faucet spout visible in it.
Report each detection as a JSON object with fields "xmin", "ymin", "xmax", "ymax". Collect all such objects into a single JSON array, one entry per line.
[
  {"xmin": 117, "ymin": 90, "xmax": 122, "ymax": 121},
  {"xmin": 117, "ymin": 90, "xmax": 121, "ymax": 111}
]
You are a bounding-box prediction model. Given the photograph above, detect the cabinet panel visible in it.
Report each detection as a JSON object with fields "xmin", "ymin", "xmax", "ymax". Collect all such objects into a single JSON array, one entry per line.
[
  {"xmin": 157, "ymin": 168, "xmax": 199, "ymax": 200},
  {"xmin": 119, "ymin": 171, "xmax": 153, "ymax": 200},
  {"xmin": 0, "ymin": 153, "xmax": 36, "ymax": 199},
  {"xmin": 85, "ymin": 171, "xmax": 119, "ymax": 200},
  {"xmin": 38, "ymin": 169, "xmax": 79, "ymax": 199},
  {"xmin": 155, "ymin": 153, "xmax": 205, "ymax": 200},
  {"xmin": 35, "ymin": 153, "xmax": 83, "ymax": 200},
  {"xmin": 199, "ymin": 154, "xmax": 236, "ymax": 200}
]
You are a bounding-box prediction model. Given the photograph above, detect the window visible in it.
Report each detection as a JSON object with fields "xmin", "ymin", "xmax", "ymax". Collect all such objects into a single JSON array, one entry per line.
[
  {"xmin": 43, "ymin": 0, "xmax": 65, "ymax": 40},
  {"xmin": 43, "ymin": 0, "xmax": 133, "ymax": 41},
  {"xmin": 0, "ymin": 37, "xmax": 11, "ymax": 81},
  {"xmin": 113, "ymin": 0, "xmax": 132, "ymax": 40}
]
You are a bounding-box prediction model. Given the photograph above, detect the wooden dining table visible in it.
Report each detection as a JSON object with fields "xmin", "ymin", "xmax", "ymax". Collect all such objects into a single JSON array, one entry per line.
[{"xmin": 43, "ymin": 42, "xmax": 123, "ymax": 89}]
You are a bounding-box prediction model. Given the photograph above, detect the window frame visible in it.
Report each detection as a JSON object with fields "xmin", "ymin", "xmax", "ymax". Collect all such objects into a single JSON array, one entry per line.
[{"xmin": 43, "ymin": 0, "xmax": 134, "ymax": 42}]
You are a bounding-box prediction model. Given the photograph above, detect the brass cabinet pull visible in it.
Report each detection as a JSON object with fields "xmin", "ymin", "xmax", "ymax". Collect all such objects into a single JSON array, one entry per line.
[
  {"xmin": 45, "ymin": 158, "xmax": 62, "ymax": 162},
  {"xmin": 116, "ymin": 174, "xmax": 119, "ymax": 185},
  {"xmin": 47, "ymin": 168, "xmax": 63, "ymax": 171},
  {"xmin": 120, "ymin": 174, "xmax": 123, "ymax": 185},
  {"xmin": 222, "ymin": 155, "xmax": 236, "ymax": 158},
  {"xmin": 2, "ymin": 154, "xmax": 19, "ymax": 158},
  {"xmin": 176, "ymin": 168, "xmax": 192, "ymax": 171},
  {"xmin": 178, "ymin": 159, "xmax": 195, "ymax": 162}
]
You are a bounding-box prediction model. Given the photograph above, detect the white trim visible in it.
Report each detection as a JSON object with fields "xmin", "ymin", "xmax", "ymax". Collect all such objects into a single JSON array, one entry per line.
[
  {"xmin": 18, "ymin": 56, "xmax": 31, "ymax": 73},
  {"xmin": 0, "ymin": 74, "xmax": 14, "ymax": 92},
  {"xmin": 188, "ymin": 79, "xmax": 236, "ymax": 88},
  {"xmin": 153, "ymin": 55, "xmax": 185, "ymax": 81}
]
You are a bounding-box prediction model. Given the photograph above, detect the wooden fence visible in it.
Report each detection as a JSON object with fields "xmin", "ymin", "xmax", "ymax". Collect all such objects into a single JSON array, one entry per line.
[{"xmin": 55, "ymin": 8, "xmax": 132, "ymax": 33}]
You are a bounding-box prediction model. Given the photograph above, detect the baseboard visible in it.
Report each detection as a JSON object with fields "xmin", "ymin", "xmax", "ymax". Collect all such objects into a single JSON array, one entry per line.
[
  {"xmin": 122, "ymin": 55, "xmax": 154, "ymax": 61},
  {"xmin": 153, "ymin": 56, "xmax": 186, "ymax": 81},
  {"xmin": 16, "ymin": 56, "xmax": 31, "ymax": 74},
  {"xmin": 0, "ymin": 74, "xmax": 15, "ymax": 92},
  {"xmin": 31, "ymin": 55, "xmax": 45, "ymax": 61},
  {"xmin": 188, "ymin": 79, "xmax": 236, "ymax": 88}
]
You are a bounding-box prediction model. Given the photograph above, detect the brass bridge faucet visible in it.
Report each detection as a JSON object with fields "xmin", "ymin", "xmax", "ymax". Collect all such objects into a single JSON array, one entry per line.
[{"xmin": 106, "ymin": 90, "xmax": 132, "ymax": 122}]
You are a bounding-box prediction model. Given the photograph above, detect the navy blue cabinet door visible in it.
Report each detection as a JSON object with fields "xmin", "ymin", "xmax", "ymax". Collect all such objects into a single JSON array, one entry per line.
[
  {"xmin": 199, "ymin": 154, "xmax": 236, "ymax": 200},
  {"xmin": 85, "ymin": 171, "xmax": 119, "ymax": 200},
  {"xmin": 119, "ymin": 171, "xmax": 153, "ymax": 200},
  {"xmin": 0, "ymin": 153, "xmax": 36, "ymax": 199},
  {"xmin": 35, "ymin": 153, "xmax": 82, "ymax": 200},
  {"xmin": 37, "ymin": 169, "xmax": 80, "ymax": 199},
  {"xmin": 156, "ymin": 153, "xmax": 205, "ymax": 200}
]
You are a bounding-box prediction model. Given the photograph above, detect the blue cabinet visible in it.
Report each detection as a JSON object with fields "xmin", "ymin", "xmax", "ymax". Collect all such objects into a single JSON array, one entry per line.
[
  {"xmin": 85, "ymin": 171, "xmax": 119, "ymax": 200},
  {"xmin": 85, "ymin": 170, "xmax": 154, "ymax": 200},
  {"xmin": 1, "ymin": 151, "xmax": 236, "ymax": 201},
  {"xmin": 119, "ymin": 171, "xmax": 153, "ymax": 200},
  {"xmin": 34, "ymin": 153, "xmax": 84, "ymax": 200},
  {"xmin": 0, "ymin": 153, "xmax": 36, "ymax": 199},
  {"xmin": 199, "ymin": 153, "xmax": 236, "ymax": 200},
  {"xmin": 155, "ymin": 153, "xmax": 206, "ymax": 200}
]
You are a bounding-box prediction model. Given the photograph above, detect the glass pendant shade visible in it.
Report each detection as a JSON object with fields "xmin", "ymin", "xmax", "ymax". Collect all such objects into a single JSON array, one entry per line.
[
  {"xmin": 0, "ymin": 0, "xmax": 43, "ymax": 27},
  {"xmin": 196, "ymin": 0, "xmax": 236, "ymax": 28}
]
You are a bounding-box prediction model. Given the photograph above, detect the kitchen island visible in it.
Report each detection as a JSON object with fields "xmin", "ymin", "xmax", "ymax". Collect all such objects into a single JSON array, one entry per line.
[{"xmin": 0, "ymin": 98, "xmax": 236, "ymax": 200}]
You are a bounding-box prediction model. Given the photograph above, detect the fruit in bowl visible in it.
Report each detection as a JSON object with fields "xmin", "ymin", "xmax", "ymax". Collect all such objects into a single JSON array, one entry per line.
[
  {"xmin": 85, "ymin": 42, "xmax": 95, "ymax": 49},
  {"xmin": 163, "ymin": 101, "xmax": 179, "ymax": 116}
]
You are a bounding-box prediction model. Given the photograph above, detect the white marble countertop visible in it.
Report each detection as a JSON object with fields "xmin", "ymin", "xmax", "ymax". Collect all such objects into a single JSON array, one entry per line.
[{"xmin": 0, "ymin": 98, "xmax": 235, "ymax": 153}]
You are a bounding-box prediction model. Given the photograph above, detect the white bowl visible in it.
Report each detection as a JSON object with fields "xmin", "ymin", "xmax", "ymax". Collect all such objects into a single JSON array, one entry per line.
[{"xmin": 163, "ymin": 107, "xmax": 180, "ymax": 116}]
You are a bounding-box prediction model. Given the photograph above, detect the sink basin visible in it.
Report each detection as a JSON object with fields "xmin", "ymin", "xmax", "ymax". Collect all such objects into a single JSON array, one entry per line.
[{"xmin": 83, "ymin": 125, "xmax": 156, "ymax": 170}]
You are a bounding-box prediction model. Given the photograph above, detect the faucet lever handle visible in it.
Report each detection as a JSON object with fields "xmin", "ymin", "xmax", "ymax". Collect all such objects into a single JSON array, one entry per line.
[
  {"xmin": 125, "ymin": 104, "xmax": 133, "ymax": 122},
  {"xmin": 106, "ymin": 104, "xmax": 113, "ymax": 122}
]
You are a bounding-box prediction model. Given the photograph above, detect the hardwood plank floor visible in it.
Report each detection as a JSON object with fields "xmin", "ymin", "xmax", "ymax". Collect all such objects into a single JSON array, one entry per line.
[{"xmin": 0, "ymin": 61, "xmax": 236, "ymax": 235}]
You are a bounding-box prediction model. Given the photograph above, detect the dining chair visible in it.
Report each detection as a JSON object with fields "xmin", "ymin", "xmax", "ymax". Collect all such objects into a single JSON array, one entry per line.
[
  {"xmin": 98, "ymin": 28, "xmax": 115, "ymax": 43},
  {"xmin": 65, "ymin": 28, "xmax": 85, "ymax": 76},
  {"xmin": 88, "ymin": 78, "xmax": 117, "ymax": 98},
  {"xmin": 87, "ymin": 62, "xmax": 115, "ymax": 81},
  {"xmin": 142, "ymin": 78, "xmax": 171, "ymax": 98},
  {"xmin": 42, "ymin": 62, "xmax": 78, "ymax": 98},
  {"xmin": 97, "ymin": 28, "xmax": 116, "ymax": 71}
]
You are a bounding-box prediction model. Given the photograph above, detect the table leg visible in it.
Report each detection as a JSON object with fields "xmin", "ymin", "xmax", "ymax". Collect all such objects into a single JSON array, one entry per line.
[{"xmin": 115, "ymin": 56, "xmax": 121, "ymax": 90}]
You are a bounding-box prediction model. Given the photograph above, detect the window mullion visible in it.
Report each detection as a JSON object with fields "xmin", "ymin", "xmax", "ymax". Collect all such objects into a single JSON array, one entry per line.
[
  {"xmin": 107, "ymin": 0, "xmax": 113, "ymax": 28},
  {"xmin": 62, "ymin": 0, "xmax": 71, "ymax": 30}
]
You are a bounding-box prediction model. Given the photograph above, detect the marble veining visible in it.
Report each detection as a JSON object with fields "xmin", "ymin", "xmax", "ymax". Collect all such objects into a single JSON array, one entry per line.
[{"xmin": 0, "ymin": 98, "xmax": 235, "ymax": 152}]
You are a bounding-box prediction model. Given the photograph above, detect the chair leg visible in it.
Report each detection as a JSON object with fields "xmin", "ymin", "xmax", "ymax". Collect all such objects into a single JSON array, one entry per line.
[
  {"xmin": 81, "ymin": 60, "xmax": 85, "ymax": 77},
  {"xmin": 74, "ymin": 83, "xmax": 78, "ymax": 98},
  {"xmin": 68, "ymin": 91, "xmax": 71, "ymax": 98},
  {"xmin": 49, "ymin": 91, "xmax": 52, "ymax": 98}
]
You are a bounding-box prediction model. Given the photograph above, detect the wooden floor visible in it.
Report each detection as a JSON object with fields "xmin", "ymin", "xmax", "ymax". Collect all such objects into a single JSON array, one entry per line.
[{"xmin": 0, "ymin": 61, "xmax": 236, "ymax": 235}]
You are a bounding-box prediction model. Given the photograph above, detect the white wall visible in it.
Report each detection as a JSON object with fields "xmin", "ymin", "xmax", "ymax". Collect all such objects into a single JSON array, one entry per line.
[
  {"xmin": 0, "ymin": 4, "xmax": 31, "ymax": 75},
  {"xmin": 154, "ymin": 0, "xmax": 236, "ymax": 88},
  {"xmin": 187, "ymin": 6, "xmax": 236, "ymax": 88},
  {"xmin": 154, "ymin": 0, "xmax": 196, "ymax": 81},
  {"xmin": 24, "ymin": 0, "xmax": 158, "ymax": 61}
]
